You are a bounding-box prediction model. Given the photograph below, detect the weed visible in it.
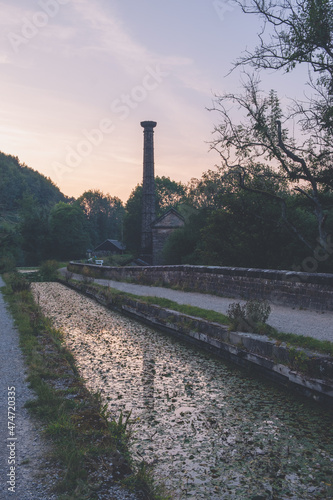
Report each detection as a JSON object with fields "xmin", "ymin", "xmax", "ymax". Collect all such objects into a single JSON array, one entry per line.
[
  {"xmin": 64, "ymin": 270, "xmax": 74, "ymax": 282},
  {"xmin": 0, "ymin": 255, "xmax": 16, "ymax": 272},
  {"xmin": 67, "ymin": 279, "xmax": 333, "ymax": 356},
  {"xmin": 6, "ymin": 272, "xmax": 31, "ymax": 292},
  {"xmin": 227, "ymin": 300, "xmax": 271, "ymax": 333},
  {"xmin": 272, "ymin": 331, "xmax": 333, "ymax": 356},
  {"xmin": 288, "ymin": 346, "xmax": 309, "ymax": 372},
  {"xmin": 81, "ymin": 266, "xmax": 94, "ymax": 284},
  {"xmin": 2, "ymin": 276, "xmax": 166, "ymax": 499},
  {"xmin": 39, "ymin": 260, "xmax": 59, "ymax": 281}
]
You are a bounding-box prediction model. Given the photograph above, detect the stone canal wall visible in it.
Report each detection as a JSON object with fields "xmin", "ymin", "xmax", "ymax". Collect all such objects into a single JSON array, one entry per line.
[
  {"xmin": 61, "ymin": 279, "xmax": 333, "ymax": 407},
  {"xmin": 68, "ymin": 263, "xmax": 333, "ymax": 311}
]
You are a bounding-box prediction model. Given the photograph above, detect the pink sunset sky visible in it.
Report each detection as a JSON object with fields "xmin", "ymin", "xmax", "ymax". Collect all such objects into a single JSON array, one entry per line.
[{"xmin": 0, "ymin": 0, "xmax": 307, "ymax": 202}]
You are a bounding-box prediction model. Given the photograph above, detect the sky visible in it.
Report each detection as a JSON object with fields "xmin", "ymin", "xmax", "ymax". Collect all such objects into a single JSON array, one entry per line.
[{"xmin": 0, "ymin": 0, "xmax": 307, "ymax": 202}]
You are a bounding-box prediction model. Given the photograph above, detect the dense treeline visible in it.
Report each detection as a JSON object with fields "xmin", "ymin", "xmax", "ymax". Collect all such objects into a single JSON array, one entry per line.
[
  {"xmin": 0, "ymin": 153, "xmax": 125, "ymax": 267},
  {"xmin": 121, "ymin": 168, "xmax": 332, "ymax": 272},
  {"xmin": 0, "ymin": 152, "xmax": 66, "ymax": 212},
  {"xmin": 0, "ymin": 148, "xmax": 332, "ymax": 271},
  {"xmin": 2, "ymin": 0, "xmax": 333, "ymax": 273},
  {"xmin": 161, "ymin": 169, "xmax": 333, "ymax": 273},
  {"xmin": 123, "ymin": 176, "xmax": 186, "ymax": 254}
]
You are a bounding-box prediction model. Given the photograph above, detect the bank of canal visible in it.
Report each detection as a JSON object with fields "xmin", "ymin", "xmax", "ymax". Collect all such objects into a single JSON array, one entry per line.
[{"xmin": 32, "ymin": 283, "xmax": 333, "ymax": 499}]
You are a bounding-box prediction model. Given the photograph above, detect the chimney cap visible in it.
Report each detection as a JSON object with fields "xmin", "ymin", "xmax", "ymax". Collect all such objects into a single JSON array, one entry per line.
[{"xmin": 141, "ymin": 121, "xmax": 157, "ymax": 128}]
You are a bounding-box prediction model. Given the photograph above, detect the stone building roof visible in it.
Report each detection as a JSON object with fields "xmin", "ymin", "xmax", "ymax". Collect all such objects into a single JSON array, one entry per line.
[
  {"xmin": 151, "ymin": 208, "xmax": 185, "ymax": 229},
  {"xmin": 94, "ymin": 239, "xmax": 126, "ymax": 253}
]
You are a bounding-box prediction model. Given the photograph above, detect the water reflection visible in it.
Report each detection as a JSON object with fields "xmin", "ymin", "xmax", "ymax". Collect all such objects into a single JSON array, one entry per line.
[
  {"xmin": 32, "ymin": 283, "xmax": 333, "ymax": 500},
  {"xmin": 142, "ymin": 347, "xmax": 155, "ymax": 412}
]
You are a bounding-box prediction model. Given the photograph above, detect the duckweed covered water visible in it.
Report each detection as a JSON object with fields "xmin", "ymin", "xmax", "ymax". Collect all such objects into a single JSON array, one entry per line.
[{"xmin": 32, "ymin": 283, "xmax": 333, "ymax": 499}]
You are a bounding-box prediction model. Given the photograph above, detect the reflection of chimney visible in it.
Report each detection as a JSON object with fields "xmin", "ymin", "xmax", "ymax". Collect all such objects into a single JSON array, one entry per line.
[{"xmin": 140, "ymin": 120, "xmax": 157, "ymax": 263}]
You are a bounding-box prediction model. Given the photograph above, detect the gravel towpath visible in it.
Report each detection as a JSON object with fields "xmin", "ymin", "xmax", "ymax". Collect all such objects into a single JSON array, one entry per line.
[
  {"xmin": 63, "ymin": 271, "xmax": 333, "ymax": 342},
  {"xmin": 0, "ymin": 277, "xmax": 58, "ymax": 500},
  {"xmin": 0, "ymin": 277, "xmax": 141, "ymax": 500}
]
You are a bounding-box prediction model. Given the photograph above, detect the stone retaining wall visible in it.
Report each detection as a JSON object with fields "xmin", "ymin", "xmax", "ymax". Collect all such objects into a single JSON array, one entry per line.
[
  {"xmin": 68, "ymin": 263, "xmax": 333, "ymax": 311},
  {"xmin": 61, "ymin": 279, "xmax": 333, "ymax": 407}
]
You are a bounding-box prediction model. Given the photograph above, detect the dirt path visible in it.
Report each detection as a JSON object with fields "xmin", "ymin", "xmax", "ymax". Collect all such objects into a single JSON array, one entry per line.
[{"xmin": 0, "ymin": 277, "xmax": 58, "ymax": 500}]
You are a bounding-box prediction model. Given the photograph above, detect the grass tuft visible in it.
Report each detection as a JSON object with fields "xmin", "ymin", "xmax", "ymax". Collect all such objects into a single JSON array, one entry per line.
[
  {"xmin": 73, "ymin": 280, "xmax": 333, "ymax": 356},
  {"xmin": 2, "ymin": 272, "xmax": 168, "ymax": 499}
]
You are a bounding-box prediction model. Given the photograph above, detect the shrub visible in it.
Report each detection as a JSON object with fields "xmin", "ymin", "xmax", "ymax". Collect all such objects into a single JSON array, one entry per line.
[
  {"xmin": 7, "ymin": 272, "xmax": 31, "ymax": 292},
  {"xmin": 81, "ymin": 266, "xmax": 94, "ymax": 284},
  {"xmin": 227, "ymin": 299, "xmax": 271, "ymax": 333},
  {"xmin": 245, "ymin": 299, "xmax": 271, "ymax": 325},
  {"xmin": 39, "ymin": 260, "xmax": 59, "ymax": 281},
  {"xmin": 64, "ymin": 270, "xmax": 73, "ymax": 282},
  {"xmin": 0, "ymin": 255, "xmax": 16, "ymax": 273}
]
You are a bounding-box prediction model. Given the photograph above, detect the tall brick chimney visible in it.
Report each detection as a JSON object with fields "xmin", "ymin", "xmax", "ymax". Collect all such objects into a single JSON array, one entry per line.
[{"xmin": 140, "ymin": 120, "xmax": 157, "ymax": 263}]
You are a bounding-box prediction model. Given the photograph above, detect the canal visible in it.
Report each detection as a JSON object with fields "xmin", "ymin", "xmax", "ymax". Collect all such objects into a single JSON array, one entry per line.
[{"xmin": 32, "ymin": 283, "xmax": 333, "ymax": 499}]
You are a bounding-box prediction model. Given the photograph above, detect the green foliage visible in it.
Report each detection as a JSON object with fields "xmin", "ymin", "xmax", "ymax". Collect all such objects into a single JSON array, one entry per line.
[
  {"xmin": 6, "ymin": 272, "xmax": 31, "ymax": 292},
  {"xmin": 227, "ymin": 300, "xmax": 271, "ymax": 333},
  {"xmin": 287, "ymin": 345, "xmax": 309, "ymax": 372},
  {"xmin": 39, "ymin": 260, "xmax": 59, "ymax": 281},
  {"xmin": 124, "ymin": 177, "xmax": 187, "ymax": 254},
  {"xmin": 0, "ymin": 151, "xmax": 66, "ymax": 267},
  {"xmin": 19, "ymin": 194, "xmax": 51, "ymax": 265},
  {"xmin": 272, "ymin": 331, "xmax": 333, "ymax": 356},
  {"xmin": 2, "ymin": 277, "xmax": 164, "ymax": 499},
  {"xmin": 102, "ymin": 253, "xmax": 134, "ymax": 266},
  {"xmin": 209, "ymin": 1, "xmax": 333, "ymax": 258},
  {"xmin": 0, "ymin": 254, "xmax": 16, "ymax": 273},
  {"xmin": 0, "ymin": 151, "xmax": 66, "ymax": 212},
  {"xmin": 143, "ymin": 296, "xmax": 230, "ymax": 325},
  {"xmin": 123, "ymin": 184, "xmax": 143, "ymax": 255},
  {"xmin": 77, "ymin": 189, "xmax": 125, "ymax": 248},
  {"xmin": 162, "ymin": 163, "xmax": 333, "ymax": 270},
  {"xmin": 155, "ymin": 176, "xmax": 186, "ymax": 211},
  {"xmin": 49, "ymin": 202, "xmax": 89, "ymax": 261},
  {"xmin": 81, "ymin": 266, "xmax": 94, "ymax": 284},
  {"xmin": 0, "ymin": 217, "xmax": 22, "ymax": 268},
  {"xmin": 162, "ymin": 219, "xmax": 201, "ymax": 265}
]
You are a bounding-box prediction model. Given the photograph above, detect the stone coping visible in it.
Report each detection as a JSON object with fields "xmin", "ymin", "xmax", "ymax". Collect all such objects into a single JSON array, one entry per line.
[
  {"xmin": 70, "ymin": 262, "xmax": 333, "ymax": 287},
  {"xmin": 61, "ymin": 278, "xmax": 333, "ymax": 408}
]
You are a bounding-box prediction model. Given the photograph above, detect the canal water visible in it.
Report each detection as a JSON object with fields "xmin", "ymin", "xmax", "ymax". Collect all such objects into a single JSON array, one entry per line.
[{"xmin": 32, "ymin": 283, "xmax": 333, "ymax": 499}]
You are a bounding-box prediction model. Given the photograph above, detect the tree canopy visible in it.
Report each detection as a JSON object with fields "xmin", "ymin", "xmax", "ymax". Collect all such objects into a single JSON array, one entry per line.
[
  {"xmin": 77, "ymin": 190, "xmax": 125, "ymax": 248},
  {"xmin": 123, "ymin": 176, "xmax": 187, "ymax": 254},
  {"xmin": 49, "ymin": 202, "xmax": 89, "ymax": 261},
  {"xmin": 208, "ymin": 0, "xmax": 333, "ymax": 257},
  {"xmin": 0, "ymin": 151, "xmax": 66, "ymax": 213}
]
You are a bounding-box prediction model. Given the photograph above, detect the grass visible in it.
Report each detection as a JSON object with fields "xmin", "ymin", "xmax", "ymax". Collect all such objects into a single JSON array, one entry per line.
[
  {"xmin": 72, "ymin": 280, "xmax": 333, "ymax": 357},
  {"xmin": 83, "ymin": 281, "xmax": 230, "ymax": 325},
  {"xmin": 1, "ymin": 272, "xmax": 170, "ymax": 500},
  {"xmin": 138, "ymin": 295, "xmax": 231, "ymax": 325},
  {"xmin": 269, "ymin": 330, "xmax": 333, "ymax": 356}
]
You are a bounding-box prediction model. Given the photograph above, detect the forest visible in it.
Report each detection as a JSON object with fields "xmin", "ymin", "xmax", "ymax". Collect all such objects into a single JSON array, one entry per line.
[
  {"xmin": 0, "ymin": 150, "xmax": 332, "ymax": 273},
  {"xmin": 0, "ymin": 0, "xmax": 332, "ymax": 273}
]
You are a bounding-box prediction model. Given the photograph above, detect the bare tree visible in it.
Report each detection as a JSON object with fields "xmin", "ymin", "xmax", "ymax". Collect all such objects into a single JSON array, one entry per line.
[
  {"xmin": 235, "ymin": 0, "xmax": 333, "ymax": 85},
  {"xmin": 211, "ymin": 0, "xmax": 333, "ymax": 252},
  {"xmin": 210, "ymin": 77, "xmax": 332, "ymax": 251}
]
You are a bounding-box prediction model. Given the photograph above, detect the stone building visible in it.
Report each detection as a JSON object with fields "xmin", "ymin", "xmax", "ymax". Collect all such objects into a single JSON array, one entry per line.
[
  {"xmin": 140, "ymin": 120, "xmax": 157, "ymax": 263},
  {"xmin": 94, "ymin": 239, "xmax": 126, "ymax": 255},
  {"xmin": 152, "ymin": 208, "xmax": 185, "ymax": 265},
  {"xmin": 140, "ymin": 120, "xmax": 184, "ymax": 265}
]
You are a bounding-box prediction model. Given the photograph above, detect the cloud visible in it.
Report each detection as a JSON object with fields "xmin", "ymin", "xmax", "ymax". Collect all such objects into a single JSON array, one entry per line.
[
  {"xmin": 71, "ymin": 0, "xmax": 192, "ymax": 75},
  {"xmin": 0, "ymin": 53, "xmax": 10, "ymax": 64}
]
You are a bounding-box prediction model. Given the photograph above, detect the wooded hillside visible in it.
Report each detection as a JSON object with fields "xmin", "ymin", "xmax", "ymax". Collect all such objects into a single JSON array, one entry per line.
[{"xmin": 0, "ymin": 152, "xmax": 66, "ymax": 213}]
